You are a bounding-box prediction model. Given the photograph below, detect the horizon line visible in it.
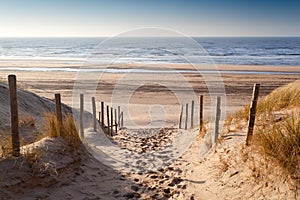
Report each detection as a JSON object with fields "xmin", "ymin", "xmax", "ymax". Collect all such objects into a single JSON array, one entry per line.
[{"xmin": 0, "ymin": 35, "xmax": 299, "ymax": 38}]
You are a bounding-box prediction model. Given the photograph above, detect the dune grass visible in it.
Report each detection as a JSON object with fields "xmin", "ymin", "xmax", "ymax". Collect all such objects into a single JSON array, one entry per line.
[
  {"xmin": 254, "ymin": 112, "xmax": 300, "ymax": 175},
  {"xmin": 232, "ymin": 80, "xmax": 300, "ymax": 122},
  {"xmin": 0, "ymin": 113, "xmax": 81, "ymax": 160},
  {"xmin": 229, "ymin": 80, "xmax": 300, "ymax": 178},
  {"xmin": 0, "ymin": 132, "xmax": 12, "ymax": 159},
  {"xmin": 45, "ymin": 113, "xmax": 82, "ymax": 151},
  {"xmin": 257, "ymin": 80, "xmax": 300, "ymax": 112}
]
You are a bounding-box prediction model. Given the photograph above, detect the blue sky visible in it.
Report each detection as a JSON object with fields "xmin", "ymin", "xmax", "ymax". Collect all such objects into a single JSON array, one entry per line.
[{"xmin": 0, "ymin": 0, "xmax": 299, "ymax": 37}]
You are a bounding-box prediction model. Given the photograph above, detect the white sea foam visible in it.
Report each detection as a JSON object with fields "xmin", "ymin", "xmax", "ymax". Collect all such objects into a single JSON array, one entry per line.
[
  {"xmin": 0, "ymin": 67, "xmax": 299, "ymax": 75},
  {"xmin": 0, "ymin": 37, "xmax": 300, "ymax": 66}
]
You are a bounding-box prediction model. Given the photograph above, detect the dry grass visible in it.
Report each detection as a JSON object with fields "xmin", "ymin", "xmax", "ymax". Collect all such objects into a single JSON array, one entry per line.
[
  {"xmin": 257, "ymin": 80, "xmax": 300, "ymax": 113},
  {"xmin": 19, "ymin": 115, "xmax": 35, "ymax": 127},
  {"xmin": 45, "ymin": 113, "xmax": 82, "ymax": 151},
  {"xmin": 45, "ymin": 113, "xmax": 60, "ymax": 138},
  {"xmin": 228, "ymin": 80, "xmax": 300, "ymax": 180},
  {"xmin": 0, "ymin": 132, "xmax": 12, "ymax": 159},
  {"xmin": 233, "ymin": 105, "xmax": 250, "ymax": 122},
  {"xmin": 254, "ymin": 112, "xmax": 300, "ymax": 176},
  {"xmin": 1, "ymin": 113, "xmax": 81, "ymax": 160},
  {"xmin": 198, "ymin": 120, "xmax": 208, "ymax": 139},
  {"xmin": 217, "ymin": 154, "xmax": 230, "ymax": 176},
  {"xmin": 230, "ymin": 80, "xmax": 300, "ymax": 122},
  {"xmin": 23, "ymin": 146, "xmax": 43, "ymax": 168},
  {"xmin": 0, "ymin": 130, "xmax": 44, "ymax": 167},
  {"xmin": 19, "ymin": 112, "xmax": 82, "ymax": 177},
  {"xmin": 63, "ymin": 115, "xmax": 82, "ymax": 151}
]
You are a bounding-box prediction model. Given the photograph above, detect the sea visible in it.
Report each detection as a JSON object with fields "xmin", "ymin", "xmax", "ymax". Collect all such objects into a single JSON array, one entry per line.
[{"xmin": 0, "ymin": 37, "xmax": 300, "ymax": 67}]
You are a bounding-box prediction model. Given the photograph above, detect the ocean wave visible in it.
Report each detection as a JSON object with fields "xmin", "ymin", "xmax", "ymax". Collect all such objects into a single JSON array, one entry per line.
[
  {"xmin": 0, "ymin": 67, "xmax": 299, "ymax": 75},
  {"xmin": 1, "ymin": 37, "xmax": 300, "ymax": 66}
]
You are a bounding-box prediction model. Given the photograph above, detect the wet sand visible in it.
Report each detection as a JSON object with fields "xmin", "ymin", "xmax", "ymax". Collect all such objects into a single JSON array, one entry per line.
[{"xmin": 0, "ymin": 63, "xmax": 299, "ymax": 127}]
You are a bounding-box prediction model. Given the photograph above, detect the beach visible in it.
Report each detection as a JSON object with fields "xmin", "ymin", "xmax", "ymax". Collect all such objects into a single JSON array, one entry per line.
[
  {"xmin": 0, "ymin": 61, "xmax": 299, "ymax": 199},
  {"xmin": 0, "ymin": 62, "xmax": 299, "ymax": 125},
  {"xmin": 1, "ymin": 0, "xmax": 300, "ymax": 197}
]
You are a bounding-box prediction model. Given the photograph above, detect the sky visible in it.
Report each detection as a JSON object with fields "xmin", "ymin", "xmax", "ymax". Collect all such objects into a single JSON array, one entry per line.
[{"xmin": 0, "ymin": 0, "xmax": 299, "ymax": 37}]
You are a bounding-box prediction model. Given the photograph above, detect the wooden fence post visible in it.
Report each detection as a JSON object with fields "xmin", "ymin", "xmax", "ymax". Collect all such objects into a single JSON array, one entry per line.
[
  {"xmin": 199, "ymin": 95, "xmax": 204, "ymax": 132},
  {"xmin": 179, "ymin": 105, "xmax": 183, "ymax": 129},
  {"xmin": 120, "ymin": 111, "xmax": 124, "ymax": 128},
  {"xmin": 106, "ymin": 105, "xmax": 110, "ymax": 136},
  {"xmin": 98, "ymin": 112, "xmax": 101, "ymax": 123},
  {"xmin": 55, "ymin": 93, "xmax": 63, "ymax": 136},
  {"xmin": 214, "ymin": 96, "xmax": 221, "ymax": 143},
  {"xmin": 191, "ymin": 100, "xmax": 194, "ymax": 128},
  {"xmin": 79, "ymin": 94, "xmax": 84, "ymax": 139},
  {"xmin": 246, "ymin": 83, "xmax": 260, "ymax": 146},
  {"xmin": 114, "ymin": 108, "xmax": 117, "ymax": 133},
  {"xmin": 110, "ymin": 107, "xmax": 113, "ymax": 136},
  {"xmin": 101, "ymin": 102, "xmax": 104, "ymax": 131},
  {"xmin": 92, "ymin": 97, "xmax": 97, "ymax": 132},
  {"xmin": 118, "ymin": 106, "xmax": 120, "ymax": 128},
  {"xmin": 185, "ymin": 103, "xmax": 189, "ymax": 130},
  {"xmin": 8, "ymin": 75, "xmax": 20, "ymax": 157}
]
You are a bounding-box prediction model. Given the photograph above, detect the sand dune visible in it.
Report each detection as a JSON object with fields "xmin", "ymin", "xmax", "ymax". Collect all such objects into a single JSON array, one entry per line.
[{"xmin": 0, "ymin": 137, "xmax": 134, "ymax": 199}]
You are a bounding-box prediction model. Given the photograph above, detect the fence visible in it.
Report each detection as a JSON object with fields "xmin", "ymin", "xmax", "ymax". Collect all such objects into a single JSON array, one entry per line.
[
  {"xmin": 178, "ymin": 95, "xmax": 222, "ymax": 141},
  {"xmin": 78, "ymin": 94, "xmax": 124, "ymax": 138},
  {"xmin": 178, "ymin": 83, "xmax": 260, "ymax": 145},
  {"xmin": 5, "ymin": 74, "xmax": 260, "ymax": 157},
  {"xmin": 5, "ymin": 75, "xmax": 125, "ymax": 156}
]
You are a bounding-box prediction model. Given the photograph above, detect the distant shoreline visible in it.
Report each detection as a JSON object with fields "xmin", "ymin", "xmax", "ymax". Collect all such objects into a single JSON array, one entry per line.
[
  {"xmin": 0, "ymin": 66, "xmax": 300, "ymax": 75},
  {"xmin": 0, "ymin": 61, "xmax": 300, "ymax": 75}
]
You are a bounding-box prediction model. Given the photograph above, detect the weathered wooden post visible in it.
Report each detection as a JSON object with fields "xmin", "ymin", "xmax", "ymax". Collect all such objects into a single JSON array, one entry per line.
[
  {"xmin": 79, "ymin": 94, "xmax": 84, "ymax": 139},
  {"xmin": 110, "ymin": 107, "xmax": 113, "ymax": 136},
  {"xmin": 101, "ymin": 102, "xmax": 104, "ymax": 131},
  {"xmin": 199, "ymin": 95, "xmax": 204, "ymax": 132},
  {"xmin": 114, "ymin": 108, "xmax": 117, "ymax": 133},
  {"xmin": 8, "ymin": 75, "xmax": 20, "ymax": 157},
  {"xmin": 55, "ymin": 93, "xmax": 63, "ymax": 136},
  {"xmin": 185, "ymin": 103, "xmax": 189, "ymax": 130},
  {"xmin": 92, "ymin": 97, "xmax": 97, "ymax": 132},
  {"xmin": 246, "ymin": 83, "xmax": 260, "ymax": 146},
  {"xmin": 106, "ymin": 105, "xmax": 110, "ymax": 135},
  {"xmin": 191, "ymin": 100, "xmax": 194, "ymax": 128},
  {"xmin": 214, "ymin": 96, "xmax": 221, "ymax": 143},
  {"xmin": 118, "ymin": 106, "xmax": 120, "ymax": 128},
  {"xmin": 120, "ymin": 111, "xmax": 124, "ymax": 128},
  {"xmin": 98, "ymin": 112, "xmax": 101, "ymax": 123},
  {"xmin": 179, "ymin": 105, "xmax": 183, "ymax": 129}
]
